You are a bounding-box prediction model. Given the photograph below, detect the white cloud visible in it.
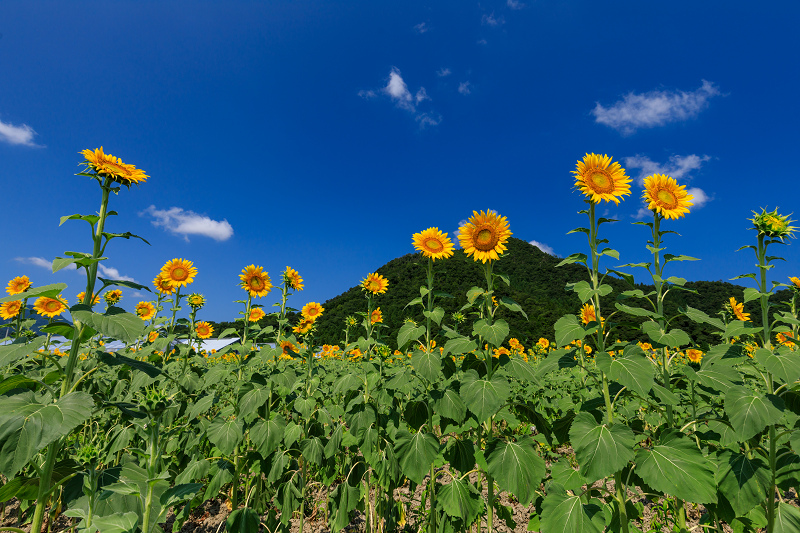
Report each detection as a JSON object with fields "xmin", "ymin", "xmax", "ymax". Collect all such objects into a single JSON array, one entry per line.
[
  {"xmin": 416, "ymin": 113, "xmax": 442, "ymax": 128},
  {"xmin": 529, "ymin": 240, "xmax": 555, "ymax": 256},
  {"xmin": 414, "ymin": 22, "xmax": 430, "ymax": 34},
  {"xmin": 592, "ymin": 80, "xmax": 720, "ymax": 135},
  {"xmin": 507, "ymin": 0, "xmax": 525, "ymax": 9},
  {"xmin": 436, "ymin": 68, "xmax": 452, "ymax": 77},
  {"xmin": 362, "ymin": 68, "xmax": 440, "ymax": 128},
  {"xmin": 142, "ymin": 205, "xmax": 234, "ymax": 242},
  {"xmin": 687, "ymin": 187, "xmax": 711, "ymax": 209},
  {"xmin": 358, "ymin": 89, "xmax": 377, "ymax": 99},
  {"xmin": 0, "ymin": 117, "xmax": 39, "ymax": 146},
  {"xmin": 415, "ymin": 87, "xmax": 430, "ymax": 103},
  {"xmin": 482, "ymin": 13, "xmax": 504, "ymax": 26},
  {"xmin": 632, "ymin": 208, "xmax": 651, "ymax": 220},
  {"xmin": 624, "ymin": 154, "xmax": 710, "ymax": 185},
  {"xmin": 384, "ymin": 68, "xmax": 415, "ymax": 111},
  {"xmin": 14, "ymin": 256, "xmax": 62, "ymax": 270},
  {"xmin": 458, "ymin": 81, "xmax": 472, "ymax": 95},
  {"xmin": 97, "ymin": 264, "xmax": 136, "ymax": 282}
]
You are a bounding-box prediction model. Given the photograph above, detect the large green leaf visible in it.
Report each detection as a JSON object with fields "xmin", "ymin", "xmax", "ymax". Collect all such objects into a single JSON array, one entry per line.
[
  {"xmin": 412, "ymin": 349, "xmax": 442, "ymax": 383},
  {"xmin": 70, "ymin": 305, "xmax": 144, "ymax": 344},
  {"xmin": 438, "ymin": 476, "xmax": 481, "ymax": 524},
  {"xmin": 0, "ymin": 336, "xmax": 47, "ymax": 368},
  {"xmin": 443, "ymin": 336, "xmax": 477, "ymax": 356},
  {"xmin": 238, "ymin": 387, "xmax": 270, "ymax": 422},
  {"xmin": 635, "ymin": 432, "xmax": 717, "ymax": 504},
  {"xmin": 607, "ymin": 345, "xmax": 654, "ymax": 397},
  {"xmin": 554, "ymin": 315, "xmax": 587, "ymax": 348},
  {"xmin": 550, "ymin": 458, "xmax": 587, "ymax": 492},
  {"xmin": 0, "ymin": 283, "xmax": 67, "ymax": 304},
  {"xmin": 432, "ymin": 388, "xmax": 467, "ymax": 423},
  {"xmin": 642, "ymin": 321, "xmax": 691, "ymax": 348},
  {"xmin": 91, "ymin": 512, "xmax": 139, "ymax": 533},
  {"xmin": 250, "ymin": 417, "xmax": 286, "ymax": 457},
  {"xmin": 755, "ymin": 348, "xmax": 800, "ymax": 385},
  {"xmin": 775, "ymin": 502, "xmax": 800, "ymax": 533},
  {"xmin": 569, "ymin": 412, "xmax": 634, "ymax": 483},
  {"xmin": 472, "ymin": 319, "xmax": 509, "ymax": 347},
  {"xmin": 694, "ymin": 365, "xmax": 741, "ymax": 393},
  {"xmin": 397, "ymin": 322, "xmax": 425, "ymax": 350},
  {"xmin": 540, "ymin": 483, "xmax": 603, "ymax": 533},
  {"xmin": 0, "ymin": 391, "xmax": 93, "ymax": 477},
  {"xmin": 227, "ymin": 508, "xmax": 261, "ymax": 533},
  {"xmin": 393, "ymin": 430, "xmax": 439, "ymax": 484},
  {"xmin": 716, "ymin": 450, "xmax": 769, "ymax": 517},
  {"xmin": 206, "ymin": 417, "xmax": 244, "ymax": 456},
  {"xmin": 460, "ymin": 370, "xmax": 510, "ymax": 423},
  {"xmin": 485, "ymin": 437, "xmax": 545, "ymax": 506},
  {"xmin": 724, "ymin": 386, "xmax": 784, "ymax": 441},
  {"xmin": 443, "ymin": 437, "xmax": 476, "ymax": 474}
]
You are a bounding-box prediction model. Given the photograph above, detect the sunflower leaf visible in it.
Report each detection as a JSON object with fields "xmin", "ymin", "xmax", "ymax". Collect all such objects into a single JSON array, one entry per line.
[{"xmin": 0, "ymin": 283, "xmax": 67, "ymax": 304}]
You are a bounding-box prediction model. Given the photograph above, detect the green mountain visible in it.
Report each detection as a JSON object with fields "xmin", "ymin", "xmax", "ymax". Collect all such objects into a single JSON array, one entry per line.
[{"xmin": 311, "ymin": 238, "xmax": 791, "ymax": 350}]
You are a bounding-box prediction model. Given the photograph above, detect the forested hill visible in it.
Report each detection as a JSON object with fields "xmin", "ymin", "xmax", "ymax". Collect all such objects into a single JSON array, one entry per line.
[{"xmin": 311, "ymin": 237, "xmax": 791, "ymax": 350}]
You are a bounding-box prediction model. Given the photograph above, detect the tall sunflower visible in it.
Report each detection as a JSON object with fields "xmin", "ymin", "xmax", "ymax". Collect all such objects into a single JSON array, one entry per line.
[
  {"xmin": 104, "ymin": 289, "xmax": 123, "ymax": 305},
  {"xmin": 153, "ymin": 274, "xmax": 175, "ymax": 295},
  {"xmin": 361, "ymin": 273, "xmax": 389, "ymax": 295},
  {"xmin": 240, "ymin": 265, "xmax": 272, "ymax": 297},
  {"xmin": 0, "ymin": 300, "xmax": 22, "ymax": 320},
  {"xmin": 729, "ymin": 297, "xmax": 750, "ymax": 322},
  {"xmin": 284, "ymin": 267, "xmax": 304, "ymax": 291},
  {"xmin": 412, "ymin": 227, "xmax": 455, "ymax": 260},
  {"xmin": 160, "ymin": 259, "xmax": 197, "ymax": 288},
  {"xmin": 195, "ymin": 321, "xmax": 214, "ymax": 339},
  {"xmin": 187, "ymin": 293, "xmax": 205, "ymax": 309},
  {"xmin": 34, "ymin": 296, "xmax": 68, "ymax": 318},
  {"xmin": 135, "ymin": 301, "xmax": 156, "ymax": 321},
  {"xmin": 579, "ymin": 303, "xmax": 598, "ymax": 325},
  {"xmin": 750, "ymin": 208, "xmax": 796, "ymax": 240},
  {"xmin": 686, "ymin": 349, "xmax": 703, "ymax": 364},
  {"xmin": 573, "ymin": 153, "xmax": 631, "ymax": 205},
  {"xmin": 370, "ymin": 307, "xmax": 383, "ymax": 324},
  {"xmin": 80, "ymin": 147, "xmax": 148, "ymax": 187},
  {"xmin": 458, "ymin": 210, "xmax": 512, "ymax": 263},
  {"xmin": 6, "ymin": 275, "xmax": 32, "ymax": 295},
  {"xmin": 642, "ymin": 174, "xmax": 694, "ymax": 220},
  {"xmin": 301, "ymin": 302, "xmax": 324, "ymax": 322},
  {"xmin": 293, "ymin": 317, "xmax": 314, "ymax": 335},
  {"xmin": 790, "ymin": 277, "xmax": 800, "ymax": 290},
  {"xmin": 248, "ymin": 307, "xmax": 266, "ymax": 322}
]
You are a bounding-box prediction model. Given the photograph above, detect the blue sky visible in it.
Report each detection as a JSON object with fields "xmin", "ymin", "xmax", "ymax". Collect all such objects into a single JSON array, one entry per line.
[{"xmin": 1, "ymin": 1, "xmax": 798, "ymax": 322}]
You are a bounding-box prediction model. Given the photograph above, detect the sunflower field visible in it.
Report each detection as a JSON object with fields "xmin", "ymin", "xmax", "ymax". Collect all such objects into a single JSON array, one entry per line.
[{"xmin": 2, "ymin": 149, "xmax": 800, "ymax": 533}]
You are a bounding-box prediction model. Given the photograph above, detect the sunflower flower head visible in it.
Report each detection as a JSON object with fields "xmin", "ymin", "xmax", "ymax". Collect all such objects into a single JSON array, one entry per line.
[
  {"xmin": 686, "ymin": 349, "xmax": 703, "ymax": 364},
  {"xmin": 0, "ymin": 300, "xmax": 23, "ymax": 320},
  {"xmin": 77, "ymin": 291, "xmax": 100, "ymax": 306},
  {"xmin": 187, "ymin": 293, "xmax": 205, "ymax": 310},
  {"xmin": 642, "ymin": 174, "xmax": 694, "ymax": 220},
  {"xmin": 147, "ymin": 330, "xmax": 159, "ymax": 343},
  {"xmin": 6, "ymin": 275, "xmax": 32, "ymax": 295},
  {"xmin": 301, "ymin": 302, "xmax": 324, "ymax": 322},
  {"xmin": 136, "ymin": 301, "xmax": 156, "ymax": 321},
  {"xmin": 34, "ymin": 295, "xmax": 68, "ymax": 318},
  {"xmin": 750, "ymin": 208, "xmax": 797, "ymax": 240},
  {"xmin": 240, "ymin": 265, "xmax": 272, "ymax": 297},
  {"xmin": 537, "ymin": 337, "xmax": 550, "ymax": 350},
  {"xmin": 728, "ymin": 297, "xmax": 750, "ymax": 322},
  {"xmin": 573, "ymin": 153, "xmax": 631, "ymax": 205},
  {"xmin": 284, "ymin": 267, "xmax": 304, "ymax": 291},
  {"xmin": 790, "ymin": 277, "xmax": 800, "ymax": 291},
  {"xmin": 413, "ymin": 227, "xmax": 455, "ymax": 260},
  {"xmin": 104, "ymin": 289, "xmax": 123, "ymax": 306},
  {"xmin": 153, "ymin": 274, "xmax": 175, "ymax": 295},
  {"xmin": 361, "ymin": 273, "xmax": 389, "ymax": 295},
  {"xmin": 370, "ymin": 307, "xmax": 383, "ymax": 324},
  {"xmin": 458, "ymin": 210, "xmax": 512, "ymax": 263},
  {"xmin": 293, "ymin": 317, "xmax": 315, "ymax": 335},
  {"xmin": 195, "ymin": 321, "xmax": 214, "ymax": 339},
  {"xmin": 579, "ymin": 303, "xmax": 598, "ymax": 325},
  {"xmin": 161, "ymin": 259, "xmax": 197, "ymax": 289},
  {"xmin": 280, "ymin": 340, "xmax": 297, "ymax": 357},
  {"xmin": 80, "ymin": 147, "xmax": 148, "ymax": 188},
  {"xmin": 345, "ymin": 315, "xmax": 359, "ymax": 328},
  {"xmin": 248, "ymin": 307, "xmax": 266, "ymax": 322}
]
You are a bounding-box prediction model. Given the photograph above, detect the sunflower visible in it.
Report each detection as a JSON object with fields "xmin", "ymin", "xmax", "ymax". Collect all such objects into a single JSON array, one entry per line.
[
  {"xmin": 579, "ymin": 303, "xmax": 598, "ymax": 325},
  {"xmin": 361, "ymin": 273, "xmax": 389, "ymax": 295},
  {"xmin": 195, "ymin": 321, "xmax": 214, "ymax": 339},
  {"xmin": 537, "ymin": 338, "xmax": 550, "ymax": 349},
  {"xmin": 293, "ymin": 318, "xmax": 314, "ymax": 335},
  {"xmin": 240, "ymin": 265, "xmax": 272, "ymax": 297},
  {"xmin": 458, "ymin": 210, "xmax": 512, "ymax": 263},
  {"xmin": 136, "ymin": 301, "xmax": 156, "ymax": 321},
  {"xmin": 280, "ymin": 340, "xmax": 297, "ymax": 357},
  {"xmin": 77, "ymin": 292, "xmax": 100, "ymax": 306},
  {"xmin": 686, "ymin": 349, "xmax": 703, "ymax": 364},
  {"xmin": 80, "ymin": 147, "xmax": 148, "ymax": 187},
  {"xmin": 750, "ymin": 208, "xmax": 797, "ymax": 240},
  {"xmin": 642, "ymin": 174, "xmax": 694, "ymax": 220},
  {"xmin": 284, "ymin": 267, "xmax": 304, "ymax": 291},
  {"xmin": 0, "ymin": 300, "xmax": 23, "ymax": 320},
  {"xmin": 153, "ymin": 274, "xmax": 175, "ymax": 295},
  {"xmin": 301, "ymin": 302, "xmax": 324, "ymax": 322},
  {"xmin": 187, "ymin": 293, "xmax": 205, "ymax": 309},
  {"xmin": 790, "ymin": 277, "xmax": 800, "ymax": 290},
  {"xmin": 412, "ymin": 227, "xmax": 455, "ymax": 260},
  {"xmin": 729, "ymin": 297, "xmax": 750, "ymax": 322},
  {"xmin": 161, "ymin": 259, "xmax": 197, "ymax": 288},
  {"xmin": 34, "ymin": 296, "xmax": 68, "ymax": 318},
  {"xmin": 147, "ymin": 331, "xmax": 159, "ymax": 343},
  {"xmin": 248, "ymin": 307, "xmax": 266, "ymax": 322},
  {"xmin": 370, "ymin": 307, "xmax": 383, "ymax": 324},
  {"xmin": 104, "ymin": 289, "xmax": 123, "ymax": 305},
  {"xmin": 345, "ymin": 315, "xmax": 359, "ymax": 327},
  {"xmin": 6, "ymin": 275, "xmax": 32, "ymax": 295},
  {"xmin": 573, "ymin": 153, "xmax": 631, "ymax": 205}
]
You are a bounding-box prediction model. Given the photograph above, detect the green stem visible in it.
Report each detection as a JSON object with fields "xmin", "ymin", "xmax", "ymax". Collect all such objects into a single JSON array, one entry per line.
[
  {"xmin": 141, "ymin": 419, "xmax": 160, "ymax": 533},
  {"xmin": 614, "ymin": 471, "xmax": 629, "ymax": 533}
]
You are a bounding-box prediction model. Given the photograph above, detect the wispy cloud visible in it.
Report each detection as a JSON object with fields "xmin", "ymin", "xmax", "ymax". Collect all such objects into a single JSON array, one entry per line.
[
  {"xmin": 14, "ymin": 257, "xmax": 62, "ymax": 270},
  {"xmin": 416, "ymin": 113, "xmax": 442, "ymax": 129},
  {"xmin": 593, "ymin": 80, "xmax": 720, "ymax": 135},
  {"xmin": 436, "ymin": 67, "xmax": 451, "ymax": 77},
  {"xmin": 507, "ymin": 0, "xmax": 525, "ymax": 9},
  {"xmin": 624, "ymin": 154, "xmax": 710, "ymax": 185},
  {"xmin": 413, "ymin": 22, "xmax": 430, "ymax": 34},
  {"xmin": 687, "ymin": 187, "xmax": 711, "ymax": 209},
  {"xmin": 415, "ymin": 87, "xmax": 430, "ymax": 104},
  {"xmin": 384, "ymin": 68, "xmax": 415, "ymax": 111},
  {"xmin": 482, "ymin": 13, "xmax": 504, "ymax": 26},
  {"xmin": 361, "ymin": 67, "xmax": 440, "ymax": 128},
  {"xmin": 0, "ymin": 117, "xmax": 39, "ymax": 146},
  {"xmin": 529, "ymin": 240, "xmax": 555, "ymax": 256},
  {"xmin": 97, "ymin": 264, "xmax": 136, "ymax": 282},
  {"xmin": 142, "ymin": 205, "xmax": 234, "ymax": 242},
  {"xmin": 358, "ymin": 89, "xmax": 377, "ymax": 99},
  {"xmin": 458, "ymin": 81, "xmax": 472, "ymax": 95}
]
